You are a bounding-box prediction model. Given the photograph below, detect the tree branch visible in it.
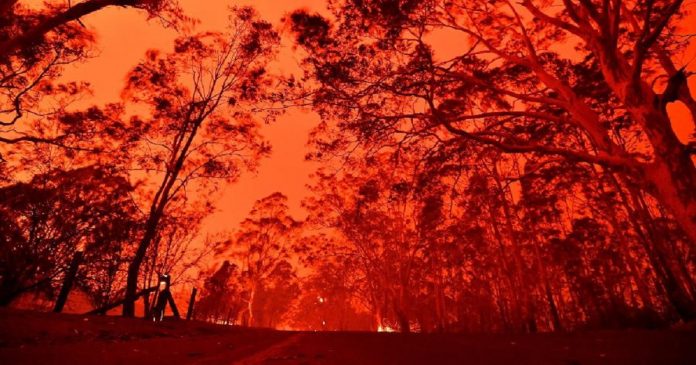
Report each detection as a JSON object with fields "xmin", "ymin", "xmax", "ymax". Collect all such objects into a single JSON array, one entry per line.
[{"xmin": 0, "ymin": 0, "xmax": 141, "ymax": 59}]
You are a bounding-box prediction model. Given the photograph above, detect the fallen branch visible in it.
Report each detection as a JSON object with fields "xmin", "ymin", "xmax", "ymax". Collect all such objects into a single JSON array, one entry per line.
[{"xmin": 85, "ymin": 286, "xmax": 157, "ymax": 315}]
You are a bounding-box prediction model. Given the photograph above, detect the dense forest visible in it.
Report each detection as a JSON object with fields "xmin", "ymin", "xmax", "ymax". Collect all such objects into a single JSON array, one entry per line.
[{"xmin": 1, "ymin": 0, "xmax": 695, "ymax": 335}]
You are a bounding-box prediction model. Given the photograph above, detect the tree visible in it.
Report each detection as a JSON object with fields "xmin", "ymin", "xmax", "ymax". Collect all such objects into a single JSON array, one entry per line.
[
  {"xmin": 289, "ymin": 0, "xmax": 696, "ymax": 246},
  {"xmin": 0, "ymin": 0, "xmax": 182, "ymax": 157},
  {"xmin": 1, "ymin": 3, "xmax": 92, "ymax": 156},
  {"xmin": 216, "ymin": 192, "xmax": 301, "ymax": 327},
  {"xmin": 251, "ymin": 260, "xmax": 300, "ymax": 328},
  {"xmin": 0, "ymin": 166, "xmax": 137, "ymax": 306},
  {"xmin": 290, "ymin": 261, "xmax": 372, "ymax": 331},
  {"xmin": 0, "ymin": 0, "xmax": 181, "ymax": 60},
  {"xmin": 120, "ymin": 7, "xmax": 278, "ymax": 316},
  {"xmin": 195, "ymin": 260, "xmax": 248, "ymax": 325},
  {"xmin": 299, "ymin": 102, "xmax": 695, "ymax": 331},
  {"xmin": 303, "ymin": 150, "xmax": 459, "ymax": 333},
  {"xmin": 137, "ymin": 210, "xmax": 214, "ymax": 316}
]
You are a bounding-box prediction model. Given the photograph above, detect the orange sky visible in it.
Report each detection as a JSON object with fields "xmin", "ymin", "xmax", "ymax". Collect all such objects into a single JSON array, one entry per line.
[
  {"xmin": 59, "ymin": 0, "xmax": 327, "ymax": 236},
  {"xmin": 52, "ymin": 0, "xmax": 696, "ymax": 239}
]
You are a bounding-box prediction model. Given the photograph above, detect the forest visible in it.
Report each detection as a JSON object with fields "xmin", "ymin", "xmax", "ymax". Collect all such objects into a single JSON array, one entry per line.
[{"xmin": 1, "ymin": 0, "xmax": 696, "ymax": 336}]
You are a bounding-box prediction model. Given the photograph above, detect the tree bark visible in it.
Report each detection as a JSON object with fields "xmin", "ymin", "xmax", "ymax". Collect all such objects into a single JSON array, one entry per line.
[{"xmin": 591, "ymin": 37, "xmax": 696, "ymax": 247}]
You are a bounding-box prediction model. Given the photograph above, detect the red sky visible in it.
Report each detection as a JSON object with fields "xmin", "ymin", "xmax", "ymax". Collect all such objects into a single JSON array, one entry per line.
[
  {"xmin": 47, "ymin": 0, "xmax": 696, "ymax": 238},
  {"xmin": 58, "ymin": 0, "xmax": 327, "ymax": 236}
]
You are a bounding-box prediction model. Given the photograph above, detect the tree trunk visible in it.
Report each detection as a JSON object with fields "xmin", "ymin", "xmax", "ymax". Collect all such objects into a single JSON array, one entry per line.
[
  {"xmin": 247, "ymin": 283, "xmax": 256, "ymax": 327},
  {"xmin": 123, "ymin": 221, "xmax": 160, "ymax": 317},
  {"xmin": 642, "ymin": 143, "xmax": 696, "ymax": 248},
  {"xmin": 594, "ymin": 170, "xmax": 654, "ymax": 306},
  {"xmin": 122, "ymin": 119, "xmax": 202, "ymax": 317},
  {"xmin": 53, "ymin": 250, "xmax": 83, "ymax": 313},
  {"xmin": 627, "ymin": 183, "xmax": 696, "ymax": 321},
  {"xmin": 491, "ymin": 163, "xmax": 537, "ymax": 332},
  {"xmin": 527, "ymin": 225, "xmax": 563, "ymax": 332},
  {"xmin": 434, "ymin": 271, "xmax": 447, "ymax": 332},
  {"xmin": 593, "ymin": 49, "xmax": 696, "ymax": 248},
  {"xmin": 487, "ymin": 203, "xmax": 522, "ymax": 329},
  {"xmin": 395, "ymin": 307, "xmax": 410, "ymax": 334}
]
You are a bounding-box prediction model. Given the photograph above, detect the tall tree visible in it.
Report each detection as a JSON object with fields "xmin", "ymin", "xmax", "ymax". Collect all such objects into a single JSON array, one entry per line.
[
  {"xmin": 120, "ymin": 7, "xmax": 278, "ymax": 316},
  {"xmin": 215, "ymin": 192, "xmax": 300, "ymax": 326},
  {"xmin": 289, "ymin": 0, "xmax": 696, "ymax": 245}
]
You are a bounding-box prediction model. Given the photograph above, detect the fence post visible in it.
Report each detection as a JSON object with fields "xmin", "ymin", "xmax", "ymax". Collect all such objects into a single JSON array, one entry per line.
[{"xmin": 186, "ymin": 288, "xmax": 198, "ymax": 320}]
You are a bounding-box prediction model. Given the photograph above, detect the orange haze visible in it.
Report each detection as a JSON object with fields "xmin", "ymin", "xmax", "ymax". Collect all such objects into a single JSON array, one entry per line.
[
  {"xmin": 58, "ymin": 0, "xmax": 327, "ymax": 237},
  {"xmin": 50, "ymin": 0, "xmax": 696, "ymax": 241}
]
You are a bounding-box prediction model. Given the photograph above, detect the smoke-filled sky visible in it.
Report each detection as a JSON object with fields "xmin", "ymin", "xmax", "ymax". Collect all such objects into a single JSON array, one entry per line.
[
  {"xmin": 56, "ymin": 0, "xmax": 696, "ymax": 238},
  {"xmin": 59, "ymin": 0, "xmax": 328, "ymax": 235}
]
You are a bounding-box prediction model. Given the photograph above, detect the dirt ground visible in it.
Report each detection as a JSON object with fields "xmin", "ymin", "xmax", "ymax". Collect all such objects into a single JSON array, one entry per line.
[{"xmin": 1, "ymin": 308, "xmax": 695, "ymax": 364}]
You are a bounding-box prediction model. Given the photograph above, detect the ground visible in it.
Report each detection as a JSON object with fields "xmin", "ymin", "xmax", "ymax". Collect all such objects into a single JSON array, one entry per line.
[{"xmin": 1, "ymin": 309, "xmax": 695, "ymax": 364}]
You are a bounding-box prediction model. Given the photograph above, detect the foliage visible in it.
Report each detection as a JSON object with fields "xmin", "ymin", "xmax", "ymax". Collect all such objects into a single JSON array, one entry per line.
[{"xmin": 0, "ymin": 166, "xmax": 137, "ymax": 306}]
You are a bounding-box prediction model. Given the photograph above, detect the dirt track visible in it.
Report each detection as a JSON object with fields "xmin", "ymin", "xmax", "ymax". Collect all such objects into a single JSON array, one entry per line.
[{"xmin": 2, "ymin": 309, "xmax": 696, "ymax": 364}]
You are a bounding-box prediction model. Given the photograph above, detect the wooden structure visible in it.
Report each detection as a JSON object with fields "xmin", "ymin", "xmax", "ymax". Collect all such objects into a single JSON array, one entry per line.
[
  {"xmin": 150, "ymin": 274, "xmax": 180, "ymax": 321},
  {"xmin": 186, "ymin": 287, "xmax": 198, "ymax": 320},
  {"xmin": 85, "ymin": 286, "xmax": 157, "ymax": 315},
  {"xmin": 81, "ymin": 273, "xmax": 197, "ymax": 321}
]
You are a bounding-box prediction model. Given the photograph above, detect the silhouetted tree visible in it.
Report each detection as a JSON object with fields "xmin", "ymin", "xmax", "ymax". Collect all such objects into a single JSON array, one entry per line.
[
  {"xmin": 0, "ymin": 166, "xmax": 137, "ymax": 306},
  {"xmin": 215, "ymin": 192, "xmax": 301, "ymax": 326},
  {"xmin": 289, "ymin": 0, "xmax": 696, "ymax": 246},
  {"xmin": 120, "ymin": 7, "xmax": 278, "ymax": 316}
]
